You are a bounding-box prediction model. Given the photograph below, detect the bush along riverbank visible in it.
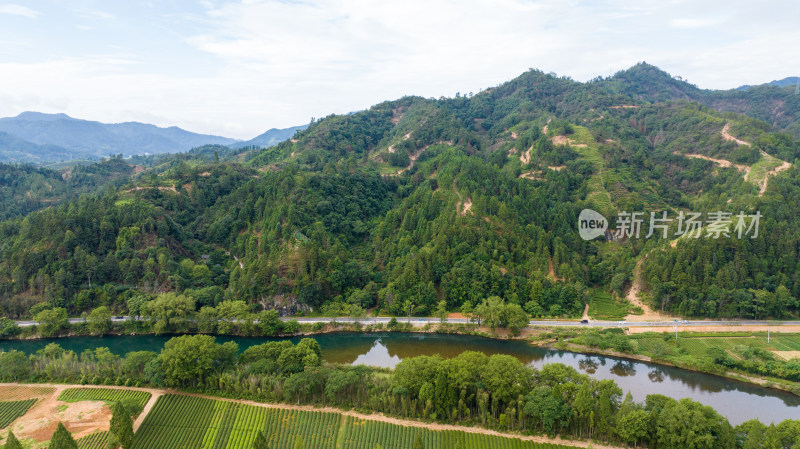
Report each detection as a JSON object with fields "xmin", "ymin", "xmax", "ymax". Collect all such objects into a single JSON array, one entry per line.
[
  {"xmin": 562, "ymin": 328, "xmax": 800, "ymax": 396},
  {"xmin": 5, "ymin": 309, "xmax": 800, "ymax": 397},
  {"xmin": 2, "ymin": 334, "xmax": 800, "ymax": 449}
]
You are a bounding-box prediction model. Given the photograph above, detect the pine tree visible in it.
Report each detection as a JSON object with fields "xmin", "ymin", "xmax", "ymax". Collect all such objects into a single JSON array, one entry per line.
[
  {"xmin": 48, "ymin": 422, "xmax": 77, "ymax": 449},
  {"xmin": 253, "ymin": 430, "xmax": 270, "ymax": 449},
  {"xmin": 110, "ymin": 401, "xmax": 134, "ymax": 449},
  {"xmin": 4, "ymin": 431, "xmax": 22, "ymax": 449},
  {"xmin": 293, "ymin": 436, "xmax": 305, "ymax": 449},
  {"xmin": 412, "ymin": 433, "xmax": 424, "ymax": 449}
]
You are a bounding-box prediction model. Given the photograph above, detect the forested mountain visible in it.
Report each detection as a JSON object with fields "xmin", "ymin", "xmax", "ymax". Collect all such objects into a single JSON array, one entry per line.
[
  {"xmin": 0, "ymin": 157, "xmax": 135, "ymax": 220},
  {"xmin": 0, "ymin": 131, "xmax": 72, "ymax": 163},
  {"xmin": 0, "ymin": 112, "xmax": 238, "ymax": 162},
  {"xmin": 2, "ymin": 63, "xmax": 800, "ymax": 321},
  {"xmin": 600, "ymin": 63, "xmax": 800, "ymax": 139}
]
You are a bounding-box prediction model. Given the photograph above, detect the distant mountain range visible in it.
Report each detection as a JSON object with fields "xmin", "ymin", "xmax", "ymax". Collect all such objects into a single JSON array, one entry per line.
[
  {"xmin": 738, "ymin": 76, "xmax": 799, "ymax": 90},
  {"xmin": 0, "ymin": 112, "xmax": 310, "ymax": 164},
  {"xmin": 0, "ymin": 112, "xmax": 239, "ymax": 163},
  {"xmin": 231, "ymin": 124, "xmax": 309, "ymax": 149}
]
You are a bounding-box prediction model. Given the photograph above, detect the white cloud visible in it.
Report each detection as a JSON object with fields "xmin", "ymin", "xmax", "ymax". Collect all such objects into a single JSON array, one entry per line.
[
  {"xmin": 0, "ymin": 0, "xmax": 798, "ymax": 138},
  {"xmin": 668, "ymin": 17, "xmax": 721, "ymax": 28},
  {"xmin": 0, "ymin": 4, "xmax": 39, "ymax": 18}
]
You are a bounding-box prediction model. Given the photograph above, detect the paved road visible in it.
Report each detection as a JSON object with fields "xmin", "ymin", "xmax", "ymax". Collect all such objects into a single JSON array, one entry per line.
[{"xmin": 14, "ymin": 316, "xmax": 800, "ymax": 328}]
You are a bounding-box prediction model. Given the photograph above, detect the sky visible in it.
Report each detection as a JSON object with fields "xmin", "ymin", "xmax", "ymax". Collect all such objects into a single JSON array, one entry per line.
[{"xmin": 0, "ymin": 0, "xmax": 798, "ymax": 140}]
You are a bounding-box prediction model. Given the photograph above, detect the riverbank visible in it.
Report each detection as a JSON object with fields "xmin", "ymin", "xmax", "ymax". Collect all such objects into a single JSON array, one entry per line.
[
  {"xmin": 558, "ymin": 329, "xmax": 800, "ymax": 398},
  {"xmin": 4, "ymin": 319, "xmax": 799, "ymax": 399},
  {"xmin": 558, "ymin": 341, "xmax": 800, "ymax": 397}
]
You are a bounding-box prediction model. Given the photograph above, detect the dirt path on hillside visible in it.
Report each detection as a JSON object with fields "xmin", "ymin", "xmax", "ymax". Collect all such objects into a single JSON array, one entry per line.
[
  {"xmin": 548, "ymin": 257, "xmax": 562, "ymax": 281},
  {"xmin": 625, "ymin": 255, "xmax": 672, "ymax": 321},
  {"xmin": 1, "ymin": 383, "xmax": 623, "ymax": 449},
  {"xmin": 391, "ymin": 140, "xmax": 451, "ymax": 176},
  {"xmin": 233, "ymin": 255, "xmax": 244, "ymax": 269},
  {"xmin": 721, "ymin": 123, "xmax": 751, "ymax": 146},
  {"xmin": 757, "ymin": 150, "xmax": 792, "ymax": 196},
  {"xmin": 677, "ymin": 152, "xmax": 751, "ymax": 179},
  {"xmin": 122, "ymin": 185, "xmax": 179, "ymax": 195},
  {"xmin": 677, "ymin": 147, "xmax": 791, "ymax": 196}
]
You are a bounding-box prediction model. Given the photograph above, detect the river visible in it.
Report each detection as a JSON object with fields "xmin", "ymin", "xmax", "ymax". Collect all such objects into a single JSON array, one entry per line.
[{"xmin": 2, "ymin": 332, "xmax": 798, "ymax": 425}]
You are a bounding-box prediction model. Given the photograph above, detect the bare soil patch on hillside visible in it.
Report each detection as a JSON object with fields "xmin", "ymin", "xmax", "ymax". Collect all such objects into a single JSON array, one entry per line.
[{"xmin": 721, "ymin": 122, "xmax": 751, "ymax": 146}]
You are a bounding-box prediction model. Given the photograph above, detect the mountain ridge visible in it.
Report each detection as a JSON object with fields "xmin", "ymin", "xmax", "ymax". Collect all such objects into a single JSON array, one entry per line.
[{"xmin": 1, "ymin": 63, "xmax": 799, "ymax": 323}]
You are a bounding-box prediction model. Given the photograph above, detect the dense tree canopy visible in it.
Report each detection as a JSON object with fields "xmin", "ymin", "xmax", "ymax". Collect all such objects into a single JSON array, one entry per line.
[{"xmin": 0, "ymin": 64, "xmax": 799, "ymax": 323}]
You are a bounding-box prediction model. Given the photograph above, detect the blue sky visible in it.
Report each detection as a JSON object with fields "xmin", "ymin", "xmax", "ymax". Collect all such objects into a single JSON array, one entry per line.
[{"xmin": 0, "ymin": 0, "xmax": 797, "ymax": 139}]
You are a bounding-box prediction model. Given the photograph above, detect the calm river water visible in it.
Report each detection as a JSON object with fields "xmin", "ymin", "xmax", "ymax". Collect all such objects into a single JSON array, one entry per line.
[{"xmin": 2, "ymin": 332, "xmax": 798, "ymax": 425}]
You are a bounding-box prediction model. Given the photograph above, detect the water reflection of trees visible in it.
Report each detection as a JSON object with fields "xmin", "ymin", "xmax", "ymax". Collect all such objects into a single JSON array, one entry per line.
[
  {"xmin": 312, "ymin": 333, "xmax": 800, "ymax": 409},
  {"xmin": 610, "ymin": 360, "xmax": 636, "ymax": 377},
  {"xmin": 648, "ymin": 370, "xmax": 664, "ymax": 383},
  {"xmin": 578, "ymin": 358, "xmax": 599, "ymax": 374}
]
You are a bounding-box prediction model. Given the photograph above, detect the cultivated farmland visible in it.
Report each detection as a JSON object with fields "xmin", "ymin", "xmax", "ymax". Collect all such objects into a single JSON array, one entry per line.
[
  {"xmin": 132, "ymin": 395, "xmax": 578, "ymax": 449},
  {"xmin": 633, "ymin": 333, "xmax": 800, "ymax": 359},
  {"xmin": 341, "ymin": 416, "xmax": 570, "ymax": 449},
  {"xmin": 58, "ymin": 388, "xmax": 151, "ymax": 415},
  {"xmin": 0, "ymin": 399, "xmax": 37, "ymax": 428},
  {"xmin": 76, "ymin": 430, "xmax": 111, "ymax": 449}
]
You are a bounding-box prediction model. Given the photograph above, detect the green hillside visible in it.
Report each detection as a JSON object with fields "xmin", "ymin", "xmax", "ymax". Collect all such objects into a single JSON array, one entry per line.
[{"xmin": 1, "ymin": 64, "xmax": 800, "ymax": 321}]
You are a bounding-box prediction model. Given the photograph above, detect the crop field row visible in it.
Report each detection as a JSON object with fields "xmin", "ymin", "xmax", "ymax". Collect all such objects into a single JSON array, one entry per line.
[
  {"xmin": 132, "ymin": 395, "xmax": 575, "ymax": 449},
  {"xmin": 588, "ymin": 291, "xmax": 630, "ymax": 320},
  {"xmin": 634, "ymin": 334, "xmax": 800, "ymax": 358},
  {"xmin": 76, "ymin": 431, "xmax": 111, "ymax": 449},
  {"xmin": 0, "ymin": 385, "xmax": 53, "ymax": 401},
  {"xmin": 0, "ymin": 399, "xmax": 37, "ymax": 429},
  {"xmin": 132, "ymin": 395, "xmax": 339, "ymax": 449},
  {"xmin": 58, "ymin": 388, "xmax": 151, "ymax": 413},
  {"xmin": 341, "ymin": 416, "xmax": 569, "ymax": 449}
]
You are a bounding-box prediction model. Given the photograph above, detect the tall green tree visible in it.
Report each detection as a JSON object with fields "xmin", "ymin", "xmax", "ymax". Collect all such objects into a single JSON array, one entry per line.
[
  {"xmin": 412, "ymin": 433, "xmax": 424, "ymax": 449},
  {"xmin": 293, "ymin": 436, "xmax": 305, "ymax": 449},
  {"xmin": 0, "ymin": 350, "xmax": 29, "ymax": 381},
  {"xmin": 140, "ymin": 293, "xmax": 195, "ymax": 335},
  {"xmin": 35, "ymin": 307, "xmax": 68, "ymax": 338},
  {"xmin": 616, "ymin": 409, "xmax": 649, "ymax": 447},
  {"xmin": 655, "ymin": 398, "xmax": 735, "ymax": 449},
  {"xmin": 435, "ymin": 300, "xmax": 448, "ymax": 324},
  {"xmin": 4, "ymin": 431, "xmax": 22, "ymax": 449},
  {"xmin": 158, "ymin": 335, "xmax": 238, "ymax": 387},
  {"xmin": 501, "ymin": 303, "xmax": 529, "ymax": 336},
  {"xmin": 87, "ymin": 305, "xmax": 112, "ymax": 335},
  {"xmin": 110, "ymin": 401, "xmax": 134, "ymax": 449},
  {"xmin": 48, "ymin": 422, "xmax": 77, "ymax": 449},
  {"xmin": 253, "ymin": 430, "xmax": 270, "ymax": 449}
]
